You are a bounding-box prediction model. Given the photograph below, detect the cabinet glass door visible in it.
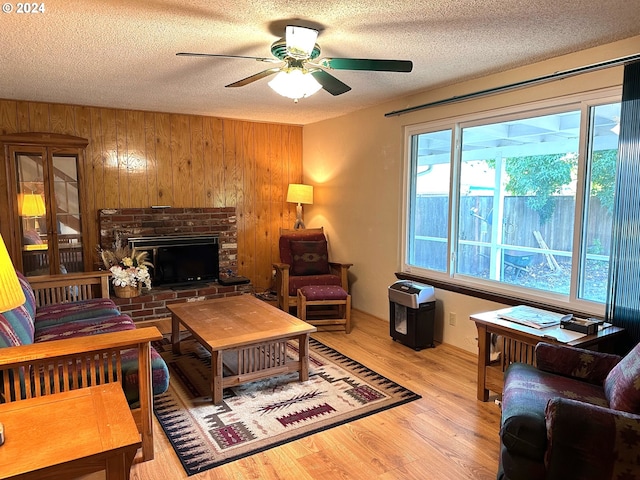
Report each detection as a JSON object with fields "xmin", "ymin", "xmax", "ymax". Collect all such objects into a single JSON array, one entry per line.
[
  {"xmin": 15, "ymin": 149, "xmax": 49, "ymax": 276},
  {"xmin": 3, "ymin": 133, "xmax": 89, "ymax": 276},
  {"xmin": 52, "ymin": 153, "xmax": 84, "ymax": 273},
  {"xmin": 13, "ymin": 147, "xmax": 84, "ymax": 275}
]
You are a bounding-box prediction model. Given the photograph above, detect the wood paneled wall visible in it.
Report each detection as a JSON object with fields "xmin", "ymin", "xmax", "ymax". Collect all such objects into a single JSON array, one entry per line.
[{"xmin": 0, "ymin": 99, "xmax": 303, "ymax": 290}]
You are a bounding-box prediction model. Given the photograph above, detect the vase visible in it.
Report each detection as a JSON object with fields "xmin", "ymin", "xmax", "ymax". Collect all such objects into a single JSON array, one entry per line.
[{"xmin": 113, "ymin": 284, "xmax": 142, "ymax": 298}]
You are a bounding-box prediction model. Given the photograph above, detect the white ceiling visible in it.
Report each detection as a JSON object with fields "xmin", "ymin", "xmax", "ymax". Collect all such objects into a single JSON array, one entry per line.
[{"xmin": 2, "ymin": 0, "xmax": 639, "ymax": 126}]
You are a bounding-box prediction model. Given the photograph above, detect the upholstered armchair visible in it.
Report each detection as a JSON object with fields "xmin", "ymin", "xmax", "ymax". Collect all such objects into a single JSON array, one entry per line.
[
  {"xmin": 273, "ymin": 227, "xmax": 352, "ymax": 313},
  {"xmin": 498, "ymin": 341, "xmax": 640, "ymax": 480}
]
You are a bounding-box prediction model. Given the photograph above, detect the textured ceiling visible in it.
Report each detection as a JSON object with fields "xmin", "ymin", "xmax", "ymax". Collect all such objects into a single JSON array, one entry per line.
[{"xmin": 2, "ymin": 0, "xmax": 640, "ymax": 125}]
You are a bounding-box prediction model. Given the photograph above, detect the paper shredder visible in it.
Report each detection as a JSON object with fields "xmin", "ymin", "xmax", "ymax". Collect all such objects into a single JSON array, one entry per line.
[{"xmin": 388, "ymin": 280, "xmax": 436, "ymax": 350}]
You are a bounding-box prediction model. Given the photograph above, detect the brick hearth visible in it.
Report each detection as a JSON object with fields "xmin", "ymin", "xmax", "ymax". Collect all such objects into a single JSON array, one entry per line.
[{"xmin": 112, "ymin": 282, "xmax": 254, "ymax": 321}]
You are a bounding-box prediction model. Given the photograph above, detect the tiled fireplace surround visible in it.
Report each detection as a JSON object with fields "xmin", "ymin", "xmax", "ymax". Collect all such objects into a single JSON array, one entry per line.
[{"xmin": 99, "ymin": 207, "xmax": 252, "ymax": 322}]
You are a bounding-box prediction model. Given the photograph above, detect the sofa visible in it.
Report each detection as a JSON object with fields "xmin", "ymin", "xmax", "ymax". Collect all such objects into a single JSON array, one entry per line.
[
  {"xmin": 498, "ymin": 341, "xmax": 640, "ymax": 480},
  {"xmin": 0, "ymin": 270, "xmax": 169, "ymax": 462}
]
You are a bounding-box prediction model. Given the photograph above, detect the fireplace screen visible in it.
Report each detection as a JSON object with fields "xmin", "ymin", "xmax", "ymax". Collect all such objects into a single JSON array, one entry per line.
[{"xmin": 128, "ymin": 235, "xmax": 219, "ymax": 287}]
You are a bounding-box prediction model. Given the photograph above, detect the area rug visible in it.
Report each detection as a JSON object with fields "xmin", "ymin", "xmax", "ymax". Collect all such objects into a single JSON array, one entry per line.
[{"xmin": 152, "ymin": 336, "xmax": 421, "ymax": 476}]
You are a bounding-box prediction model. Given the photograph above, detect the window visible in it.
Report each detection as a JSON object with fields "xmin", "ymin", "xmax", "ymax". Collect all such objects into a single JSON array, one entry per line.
[
  {"xmin": 407, "ymin": 129, "xmax": 452, "ymax": 272},
  {"xmin": 403, "ymin": 91, "xmax": 620, "ymax": 312}
]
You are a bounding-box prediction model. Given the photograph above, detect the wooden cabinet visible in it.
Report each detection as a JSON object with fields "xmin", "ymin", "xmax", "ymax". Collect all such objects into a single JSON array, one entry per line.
[{"xmin": 1, "ymin": 133, "xmax": 90, "ymax": 276}]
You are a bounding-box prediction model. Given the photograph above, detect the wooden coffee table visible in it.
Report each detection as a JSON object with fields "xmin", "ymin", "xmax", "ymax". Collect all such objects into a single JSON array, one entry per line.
[
  {"xmin": 0, "ymin": 383, "xmax": 141, "ymax": 480},
  {"xmin": 168, "ymin": 294, "xmax": 317, "ymax": 404}
]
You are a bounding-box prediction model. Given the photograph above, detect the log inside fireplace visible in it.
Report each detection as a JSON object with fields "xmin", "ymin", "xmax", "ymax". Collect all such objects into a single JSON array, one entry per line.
[{"xmin": 128, "ymin": 234, "xmax": 219, "ymax": 287}]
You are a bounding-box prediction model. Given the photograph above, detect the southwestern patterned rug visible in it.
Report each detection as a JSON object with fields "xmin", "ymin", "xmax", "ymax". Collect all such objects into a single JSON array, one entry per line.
[{"xmin": 152, "ymin": 335, "xmax": 421, "ymax": 476}]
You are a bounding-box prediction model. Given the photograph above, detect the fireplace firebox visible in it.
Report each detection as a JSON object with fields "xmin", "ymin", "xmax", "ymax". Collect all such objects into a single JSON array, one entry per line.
[{"xmin": 128, "ymin": 234, "xmax": 219, "ymax": 287}]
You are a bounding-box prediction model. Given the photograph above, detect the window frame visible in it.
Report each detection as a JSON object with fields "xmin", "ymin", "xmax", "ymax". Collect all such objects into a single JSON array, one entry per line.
[{"xmin": 400, "ymin": 87, "xmax": 622, "ymax": 316}]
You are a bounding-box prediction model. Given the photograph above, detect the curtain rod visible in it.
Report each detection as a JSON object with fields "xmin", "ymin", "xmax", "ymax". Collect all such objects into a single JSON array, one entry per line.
[{"xmin": 384, "ymin": 53, "xmax": 640, "ymax": 117}]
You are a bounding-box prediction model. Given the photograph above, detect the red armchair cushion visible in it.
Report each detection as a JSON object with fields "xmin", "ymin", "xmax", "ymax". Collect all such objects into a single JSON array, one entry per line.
[
  {"xmin": 604, "ymin": 342, "xmax": 640, "ymax": 413},
  {"xmin": 290, "ymin": 240, "xmax": 330, "ymax": 275},
  {"xmin": 299, "ymin": 285, "xmax": 348, "ymax": 301},
  {"xmin": 288, "ymin": 274, "xmax": 342, "ymax": 296}
]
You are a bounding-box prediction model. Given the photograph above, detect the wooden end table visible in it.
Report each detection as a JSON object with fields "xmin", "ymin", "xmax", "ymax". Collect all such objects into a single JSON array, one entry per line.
[
  {"xmin": 472, "ymin": 308, "xmax": 625, "ymax": 401},
  {"xmin": 0, "ymin": 383, "xmax": 141, "ymax": 480},
  {"xmin": 168, "ymin": 294, "xmax": 317, "ymax": 404}
]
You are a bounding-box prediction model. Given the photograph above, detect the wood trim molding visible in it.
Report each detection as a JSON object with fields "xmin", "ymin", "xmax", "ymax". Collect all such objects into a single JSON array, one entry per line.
[{"xmin": 0, "ymin": 132, "xmax": 88, "ymax": 148}]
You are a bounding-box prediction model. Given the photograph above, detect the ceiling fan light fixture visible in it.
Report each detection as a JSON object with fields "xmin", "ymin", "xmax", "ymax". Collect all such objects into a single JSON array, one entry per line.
[
  {"xmin": 268, "ymin": 69, "xmax": 322, "ymax": 101},
  {"xmin": 285, "ymin": 25, "xmax": 318, "ymax": 59}
]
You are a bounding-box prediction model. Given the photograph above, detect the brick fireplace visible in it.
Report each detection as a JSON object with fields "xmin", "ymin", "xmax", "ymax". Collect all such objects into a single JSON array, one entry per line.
[
  {"xmin": 98, "ymin": 207, "xmax": 252, "ymax": 321},
  {"xmin": 99, "ymin": 207, "xmax": 238, "ymax": 272}
]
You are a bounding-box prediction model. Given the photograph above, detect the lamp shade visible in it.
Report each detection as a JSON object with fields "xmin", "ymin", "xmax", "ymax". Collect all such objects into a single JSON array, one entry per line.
[
  {"xmin": 268, "ymin": 69, "xmax": 322, "ymax": 100},
  {"xmin": 19, "ymin": 193, "xmax": 46, "ymax": 217},
  {"xmin": 285, "ymin": 25, "xmax": 319, "ymax": 59},
  {"xmin": 0, "ymin": 234, "xmax": 25, "ymax": 313},
  {"xmin": 286, "ymin": 184, "xmax": 314, "ymax": 205}
]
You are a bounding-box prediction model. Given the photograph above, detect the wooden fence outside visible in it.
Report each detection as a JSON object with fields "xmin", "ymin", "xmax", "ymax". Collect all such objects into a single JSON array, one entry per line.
[{"xmin": 412, "ymin": 195, "xmax": 612, "ymax": 273}]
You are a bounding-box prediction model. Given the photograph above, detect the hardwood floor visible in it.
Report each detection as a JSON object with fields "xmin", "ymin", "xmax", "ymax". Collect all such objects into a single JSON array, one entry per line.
[{"xmin": 130, "ymin": 309, "xmax": 502, "ymax": 480}]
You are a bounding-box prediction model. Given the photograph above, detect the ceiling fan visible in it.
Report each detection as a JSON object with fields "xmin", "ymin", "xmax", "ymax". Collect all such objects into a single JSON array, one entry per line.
[{"xmin": 177, "ymin": 25, "xmax": 413, "ymax": 101}]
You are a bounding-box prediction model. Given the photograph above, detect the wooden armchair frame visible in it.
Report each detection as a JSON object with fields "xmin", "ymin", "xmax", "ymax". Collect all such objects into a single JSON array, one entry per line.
[
  {"xmin": 0, "ymin": 271, "xmax": 161, "ymax": 462},
  {"xmin": 27, "ymin": 271, "xmax": 111, "ymax": 307},
  {"xmin": 0, "ymin": 327, "xmax": 161, "ymax": 462}
]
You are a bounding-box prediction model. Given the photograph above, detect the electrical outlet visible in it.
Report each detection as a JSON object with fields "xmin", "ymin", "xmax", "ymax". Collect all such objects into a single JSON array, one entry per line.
[{"xmin": 449, "ymin": 312, "xmax": 457, "ymax": 326}]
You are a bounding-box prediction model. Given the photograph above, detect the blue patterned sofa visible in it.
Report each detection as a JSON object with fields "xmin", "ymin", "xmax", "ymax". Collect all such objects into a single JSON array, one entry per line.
[
  {"xmin": 0, "ymin": 270, "xmax": 169, "ymax": 461},
  {"xmin": 498, "ymin": 341, "xmax": 640, "ymax": 480}
]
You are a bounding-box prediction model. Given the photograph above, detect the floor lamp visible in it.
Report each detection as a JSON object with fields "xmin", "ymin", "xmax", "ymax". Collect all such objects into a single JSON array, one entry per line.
[
  {"xmin": 286, "ymin": 184, "xmax": 313, "ymax": 229},
  {"xmin": 0, "ymin": 234, "xmax": 27, "ymax": 445}
]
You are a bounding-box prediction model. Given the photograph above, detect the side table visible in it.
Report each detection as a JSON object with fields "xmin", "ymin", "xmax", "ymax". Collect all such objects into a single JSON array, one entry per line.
[
  {"xmin": 471, "ymin": 308, "xmax": 625, "ymax": 401},
  {"xmin": 0, "ymin": 383, "xmax": 141, "ymax": 480}
]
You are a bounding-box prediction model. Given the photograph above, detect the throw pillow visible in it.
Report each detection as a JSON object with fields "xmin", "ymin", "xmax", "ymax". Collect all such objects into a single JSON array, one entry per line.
[
  {"xmin": 22, "ymin": 229, "xmax": 43, "ymax": 245},
  {"xmin": 604, "ymin": 342, "xmax": 640, "ymax": 413},
  {"xmin": 16, "ymin": 271, "xmax": 36, "ymax": 320},
  {"xmin": 0, "ymin": 305, "xmax": 34, "ymax": 346},
  {"xmin": 290, "ymin": 240, "xmax": 330, "ymax": 276}
]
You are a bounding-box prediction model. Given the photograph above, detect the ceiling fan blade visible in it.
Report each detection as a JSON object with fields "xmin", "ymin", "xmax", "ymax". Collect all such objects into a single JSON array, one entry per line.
[
  {"xmin": 176, "ymin": 52, "xmax": 279, "ymax": 63},
  {"xmin": 311, "ymin": 70, "xmax": 351, "ymax": 96},
  {"xmin": 318, "ymin": 58, "xmax": 413, "ymax": 73},
  {"xmin": 225, "ymin": 68, "xmax": 281, "ymax": 88}
]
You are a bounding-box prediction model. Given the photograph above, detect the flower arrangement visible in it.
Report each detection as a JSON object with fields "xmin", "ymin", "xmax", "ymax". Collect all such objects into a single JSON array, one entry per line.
[{"xmin": 100, "ymin": 246, "xmax": 153, "ymax": 291}]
